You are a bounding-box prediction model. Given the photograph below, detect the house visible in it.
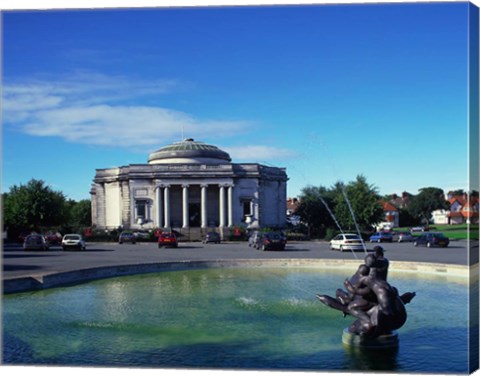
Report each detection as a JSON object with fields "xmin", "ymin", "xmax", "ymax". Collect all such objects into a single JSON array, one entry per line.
[
  {"xmin": 389, "ymin": 192, "xmax": 411, "ymax": 209},
  {"xmin": 431, "ymin": 193, "xmax": 479, "ymax": 225},
  {"xmin": 377, "ymin": 201, "xmax": 399, "ymax": 229}
]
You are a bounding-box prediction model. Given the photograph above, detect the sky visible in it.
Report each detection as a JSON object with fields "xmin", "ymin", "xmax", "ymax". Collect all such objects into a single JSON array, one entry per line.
[{"xmin": 1, "ymin": 0, "xmax": 476, "ymax": 201}]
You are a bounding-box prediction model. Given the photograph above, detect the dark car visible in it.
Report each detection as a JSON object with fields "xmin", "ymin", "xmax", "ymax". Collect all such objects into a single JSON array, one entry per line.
[
  {"xmin": 158, "ymin": 232, "xmax": 178, "ymax": 248},
  {"xmin": 413, "ymin": 232, "xmax": 449, "ymax": 248},
  {"xmin": 203, "ymin": 231, "xmax": 221, "ymax": 244},
  {"xmin": 119, "ymin": 231, "xmax": 136, "ymax": 244},
  {"xmin": 23, "ymin": 234, "xmax": 49, "ymax": 251},
  {"xmin": 369, "ymin": 232, "xmax": 393, "ymax": 243},
  {"xmin": 45, "ymin": 231, "xmax": 62, "ymax": 245},
  {"xmin": 255, "ymin": 232, "xmax": 286, "ymax": 251}
]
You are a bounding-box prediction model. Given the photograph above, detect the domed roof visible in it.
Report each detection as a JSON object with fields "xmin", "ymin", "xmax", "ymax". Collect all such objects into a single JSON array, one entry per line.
[{"xmin": 148, "ymin": 138, "xmax": 232, "ymax": 164}]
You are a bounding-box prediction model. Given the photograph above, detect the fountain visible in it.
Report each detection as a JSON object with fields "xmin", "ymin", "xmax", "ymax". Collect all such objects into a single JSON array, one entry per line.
[
  {"xmin": 2, "ymin": 264, "xmax": 471, "ymax": 372},
  {"xmin": 316, "ymin": 246, "xmax": 416, "ymax": 348}
]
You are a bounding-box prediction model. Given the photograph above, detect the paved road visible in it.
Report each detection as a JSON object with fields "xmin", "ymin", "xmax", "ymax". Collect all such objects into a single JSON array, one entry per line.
[{"xmin": 2, "ymin": 239, "xmax": 474, "ymax": 282}]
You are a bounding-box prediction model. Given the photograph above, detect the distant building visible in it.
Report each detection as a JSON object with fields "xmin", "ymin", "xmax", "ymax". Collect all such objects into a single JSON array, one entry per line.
[
  {"xmin": 446, "ymin": 193, "xmax": 479, "ymax": 224},
  {"xmin": 91, "ymin": 139, "xmax": 288, "ymax": 239},
  {"xmin": 377, "ymin": 201, "xmax": 399, "ymax": 230}
]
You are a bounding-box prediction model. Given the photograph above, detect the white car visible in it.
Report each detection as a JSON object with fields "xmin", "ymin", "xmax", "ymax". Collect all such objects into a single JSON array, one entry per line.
[
  {"xmin": 62, "ymin": 234, "xmax": 86, "ymax": 251},
  {"xmin": 330, "ymin": 233, "xmax": 365, "ymax": 252}
]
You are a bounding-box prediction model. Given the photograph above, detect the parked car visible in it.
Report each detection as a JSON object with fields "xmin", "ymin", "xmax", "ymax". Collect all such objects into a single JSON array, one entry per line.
[
  {"xmin": 330, "ymin": 233, "xmax": 365, "ymax": 252},
  {"xmin": 410, "ymin": 226, "xmax": 425, "ymax": 232},
  {"xmin": 45, "ymin": 231, "xmax": 62, "ymax": 245},
  {"xmin": 62, "ymin": 234, "xmax": 86, "ymax": 251},
  {"xmin": 119, "ymin": 231, "xmax": 136, "ymax": 244},
  {"xmin": 18, "ymin": 231, "xmax": 31, "ymax": 243},
  {"xmin": 203, "ymin": 231, "xmax": 221, "ymax": 244},
  {"xmin": 392, "ymin": 231, "xmax": 414, "ymax": 242},
  {"xmin": 23, "ymin": 234, "xmax": 49, "ymax": 251},
  {"xmin": 254, "ymin": 232, "xmax": 286, "ymax": 251},
  {"xmin": 158, "ymin": 232, "xmax": 178, "ymax": 248},
  {"xmin": 413, "ymin": 232, "xmax": 449, "ymax": 248},
  {"xmin": 248, "ymin": 231, "xmax": 263, "ymax": 247},
  {"xmin": 369, "ymin": 232, "xmax": 393, "ymax": 243},
  {"xmin": 133, "ymin": 230, "xmax": 151, "ymax": 241}
]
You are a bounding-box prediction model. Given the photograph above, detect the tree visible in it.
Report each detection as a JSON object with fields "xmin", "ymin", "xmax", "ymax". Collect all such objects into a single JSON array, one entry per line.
[
  {"xmin": 332, "ymin": 175, "xmax": 384, "ymax": 231},
  {"xmin": 3, "ymin": 179, "xmax": 69, "ymax": 231},
  {"xmin": 408, "ymin": 187, "xmax": 449, "ymax": 225},
  {"xmin": 70, "ymin": 199, "xmax": 92, "ymax": 227},
  {"xmin": 295, "ymin": 185, "xmax": 336, "ymax": 238}
]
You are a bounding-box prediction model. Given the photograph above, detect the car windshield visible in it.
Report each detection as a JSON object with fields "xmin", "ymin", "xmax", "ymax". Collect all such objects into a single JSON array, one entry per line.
[
  {"xmin": 26, "ymin": 235, "xmax": 42, "ymax": 241},
  {"xmin": 162, "ymin": 233, "xmax": 174, "ymax": 238},
  {"xmin": 65, "ymin": 235, "xmax": 80, "ymax": 240}
]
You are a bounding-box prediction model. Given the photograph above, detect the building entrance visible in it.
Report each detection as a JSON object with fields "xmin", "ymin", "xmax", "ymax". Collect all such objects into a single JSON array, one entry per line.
[{"xmin": 189, "ymin": 203, "xmax": 201, "ymax": 227}]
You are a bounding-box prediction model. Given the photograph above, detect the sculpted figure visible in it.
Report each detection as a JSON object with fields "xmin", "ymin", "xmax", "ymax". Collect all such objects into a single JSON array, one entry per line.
[{"xmin": 317, "ymin": 246, "xmax": 415, "ymax": 337}]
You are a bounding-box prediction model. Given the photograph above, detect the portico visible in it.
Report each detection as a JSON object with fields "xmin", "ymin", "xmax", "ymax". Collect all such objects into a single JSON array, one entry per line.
[{"xmin": 153, "ymin": 182, "xmax": 234, "ymax": 229}]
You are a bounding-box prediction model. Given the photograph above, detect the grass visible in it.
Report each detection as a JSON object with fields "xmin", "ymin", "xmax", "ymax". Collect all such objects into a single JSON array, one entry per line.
[{"xmin": 395, "ymin": 224, "xmax": 479, "ymax": 240}]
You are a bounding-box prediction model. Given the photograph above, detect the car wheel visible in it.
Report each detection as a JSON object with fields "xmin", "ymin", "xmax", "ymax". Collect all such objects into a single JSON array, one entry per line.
[{"xmin": 119, "ymin": 241, "xmax": 123, "ymax": 244}]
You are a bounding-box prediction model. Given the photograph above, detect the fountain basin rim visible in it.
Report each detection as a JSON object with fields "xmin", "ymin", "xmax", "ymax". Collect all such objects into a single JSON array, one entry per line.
[{"xmin": 3, "ymin": 258, "xmax": 475, "ymax": 294}]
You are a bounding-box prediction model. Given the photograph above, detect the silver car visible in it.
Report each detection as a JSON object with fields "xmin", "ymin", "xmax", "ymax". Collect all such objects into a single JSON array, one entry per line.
[
  {"xmin": 23, "ymin": 234, "xmax": 49, "ymax": 251},
  {"xmin": 392, "ymin": 231, "xmax": 414, "ymax": 242},
  {"xmin": 62, "ymin": 234, "xmax": 86, "ymax": 251}
]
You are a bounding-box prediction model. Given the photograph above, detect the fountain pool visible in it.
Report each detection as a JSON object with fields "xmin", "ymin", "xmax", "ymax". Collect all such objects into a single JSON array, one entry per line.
[{"xmin": 2, "ymin": 266, "xmax": 473, "ymax": 372}]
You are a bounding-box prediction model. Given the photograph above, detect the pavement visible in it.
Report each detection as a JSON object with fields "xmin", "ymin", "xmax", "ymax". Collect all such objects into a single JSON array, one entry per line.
[{"xmin": 2, "ymin": 239, "xmax": 477, "ymax": 294}]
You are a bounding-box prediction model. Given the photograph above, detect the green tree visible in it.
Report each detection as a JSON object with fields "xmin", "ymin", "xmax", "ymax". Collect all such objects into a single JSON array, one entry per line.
[
  {"xmin": 70, "ymin": 199, "xmax": 92, "ymax": 227},
  {"xmin": 3, "ymin": 179, "xmax": 69, "ymax": 231},
  {"xmin": 295, "ymin": 185, "xmax": 336, "ymax": 238},
  {"xmin": 333, "ymin": 175, "xmax": 383, "ymax": 231},
  {"xmin": 408, "ymin": 187, "xmax": 449, "ymax": 225}
]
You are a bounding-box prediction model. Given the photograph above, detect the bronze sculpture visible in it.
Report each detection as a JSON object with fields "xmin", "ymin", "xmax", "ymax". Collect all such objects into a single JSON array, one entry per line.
[{"xmin": 317, "ymin": 246, "xmax": 416, "ymax": 339}]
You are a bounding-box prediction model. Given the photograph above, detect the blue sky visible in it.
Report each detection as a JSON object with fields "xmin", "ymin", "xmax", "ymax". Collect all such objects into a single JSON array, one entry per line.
[{"xmin": 1, "ymin": 1, "xmax": 474, "ymax": 201}]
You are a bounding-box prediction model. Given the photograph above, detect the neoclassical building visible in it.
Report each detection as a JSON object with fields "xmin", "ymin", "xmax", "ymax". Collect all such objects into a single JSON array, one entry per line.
[{"xmin": 91, "ymin": 139, "xmax": 288, "ymax": 239}]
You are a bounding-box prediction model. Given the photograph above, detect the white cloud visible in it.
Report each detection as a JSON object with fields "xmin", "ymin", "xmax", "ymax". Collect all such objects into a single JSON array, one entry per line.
[
  {"xmin": 3, "ymin": 72, "xmax": 298, "ymax": 161},
  {"xmin": 3, "ymin": 72, "xmax": 250, "ymax": 147}
]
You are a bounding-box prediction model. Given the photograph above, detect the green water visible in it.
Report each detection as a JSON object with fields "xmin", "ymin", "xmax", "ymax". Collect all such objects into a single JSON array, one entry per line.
[{"xmin": 2, "ymin": 267, "xmax": 471, "ymax": 372}]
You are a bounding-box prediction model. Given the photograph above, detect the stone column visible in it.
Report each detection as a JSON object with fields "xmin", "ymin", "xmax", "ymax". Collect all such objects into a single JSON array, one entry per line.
[
  {"xmin": 164, "ymin": 185, "xmax": 171, "ymax": 228},
  {"xmin": 156, "ymin": 186, "xmax": 163, "ymax": 228},
  {"xmin": 227, "ymin": 185, "xmax": 234, "ymax": 227},
  {"xmin": 182, "ymin": 184, "xmax": 189, "ymax": 228},
  {"xmin": 201, "ymin": 184, "xmax": 208, "ymax": 228},
  {"xmin": 219, "ymin": 185, "xmax": 226, "ymax": 227}
]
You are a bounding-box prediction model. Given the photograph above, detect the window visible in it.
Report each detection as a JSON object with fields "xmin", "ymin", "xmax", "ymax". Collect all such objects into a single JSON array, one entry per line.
[{"xmin": 135, "ymin": 199, "xmax": 150, "ymax": 224}]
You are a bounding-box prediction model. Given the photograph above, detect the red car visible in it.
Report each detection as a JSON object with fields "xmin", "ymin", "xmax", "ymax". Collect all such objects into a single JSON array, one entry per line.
[{"xmin": 158, "ymin": 232, "xmax": 178, "ymax": 248}]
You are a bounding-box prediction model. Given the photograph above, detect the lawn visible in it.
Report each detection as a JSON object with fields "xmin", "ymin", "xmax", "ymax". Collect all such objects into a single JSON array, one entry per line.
[{"xmin": 395, "ymin": 224, "xmax": 479, "ymax": 240}]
